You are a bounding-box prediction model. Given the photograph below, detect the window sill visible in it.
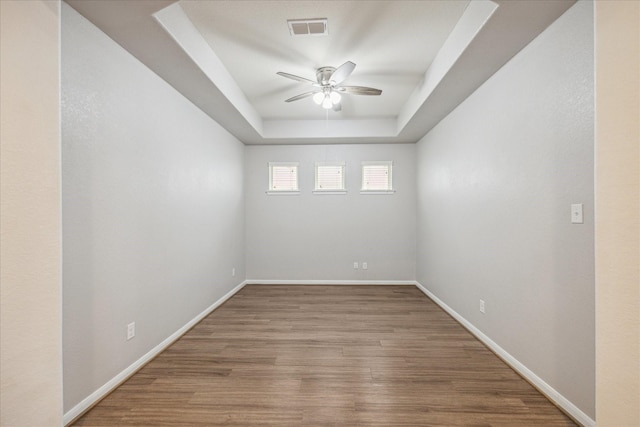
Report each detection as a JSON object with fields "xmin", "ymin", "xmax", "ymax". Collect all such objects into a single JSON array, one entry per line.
[
  {"xmin": 312, "ymin": 190, "xmax": 347, "ymax": 195},
  {"xmin": 360, "ymin": 190, "xmax": 396, "ymax": 195},
  {"xmin": 266, "ymin": 191, "xmax": 300, "ymax": 195}
]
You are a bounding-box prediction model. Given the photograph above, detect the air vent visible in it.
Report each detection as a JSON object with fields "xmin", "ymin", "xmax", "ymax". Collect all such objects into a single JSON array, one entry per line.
[{"xmin": 287, "ymin": 18, "xmax": 328, "ymax": 36}]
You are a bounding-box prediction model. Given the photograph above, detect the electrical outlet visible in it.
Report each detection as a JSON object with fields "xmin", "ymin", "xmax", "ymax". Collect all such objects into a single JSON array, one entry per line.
[
  {"xmin": 362, "ymin": 262, "xmax": 368, "ymax": 270},
  {"xmin": 353, "ymin": 262, "xmax": 358, "ymax": 269},
  {"xmin": 232, "ymin": 268, "xmax": 236, "ymax": 277},
  {"xmin": 479, "ymin": 300, "xmax": 485, "ymax": 314},
  {"xmin": 127, "ymin": 322, "xmax": 135, "ymax": 340},
  {"xmin": 571, "ymin": 203, "xmax": 584, "ymax": 224}
]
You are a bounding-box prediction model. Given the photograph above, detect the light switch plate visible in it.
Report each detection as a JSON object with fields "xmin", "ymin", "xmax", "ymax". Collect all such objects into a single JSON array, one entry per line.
[
  {"xmin": 571, "ymin": 204, "xmax": 583, "ymax": 224},
  {"xmin": 127, "ymin": 322, "xmax": 135, "ymax": 340}
]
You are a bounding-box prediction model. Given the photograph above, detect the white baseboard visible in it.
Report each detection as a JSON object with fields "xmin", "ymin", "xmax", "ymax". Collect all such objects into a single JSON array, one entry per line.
[
  {"xmin": 415, "ymin": 282, "xmax": 595, "ymax": 427},
  {"xmin": 246, "ymin": 279, "xmax": 418, "ymax": 286},
  {"xmin": 63, "ymin": 280, "xmax": 248, "ymax": 426}
]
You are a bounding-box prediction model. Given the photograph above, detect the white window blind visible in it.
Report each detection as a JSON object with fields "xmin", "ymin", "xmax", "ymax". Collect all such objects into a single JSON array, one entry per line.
[
  {"xmin": 268, "ymin": 162, "xmax": 299, "ymax": 192},
  {"xmin": 361, "ymin": 161, "xmax": 393, "ymax": 192},
  {"xmin": 315, "ymin": 162, "xmax": 345, "ymax": 191}
]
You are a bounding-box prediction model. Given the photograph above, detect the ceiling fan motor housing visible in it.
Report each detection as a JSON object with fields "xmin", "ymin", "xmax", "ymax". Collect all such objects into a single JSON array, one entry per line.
[{"xmin": 316, "ymin": 66, "xmax": 337, "ymax": 85}]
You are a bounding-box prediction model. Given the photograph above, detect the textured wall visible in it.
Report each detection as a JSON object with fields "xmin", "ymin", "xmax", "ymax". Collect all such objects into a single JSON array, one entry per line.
[
  {"xmin": 245, "ymin": 144, "xmax": 416, "ymax": 282},
  {"xmin": 62, "ymin": 4, "xmax": 245, "ymax": 412},
  {"xmin": 595, "ymin": 1, "xmax": 640, "ymax": 425},
  {"xmin": 0, "ymin": 1, "xmax": 63, "ymax": 425},
  {"xmin": 416, "ymin": 1, "xmax": 595, "ymax": 419}
]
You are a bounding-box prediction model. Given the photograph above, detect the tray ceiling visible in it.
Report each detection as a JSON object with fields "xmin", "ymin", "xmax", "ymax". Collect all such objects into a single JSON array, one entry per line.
[{"xmin": 65, "ymin": 0, "xmax": 576, "ymax": 145}]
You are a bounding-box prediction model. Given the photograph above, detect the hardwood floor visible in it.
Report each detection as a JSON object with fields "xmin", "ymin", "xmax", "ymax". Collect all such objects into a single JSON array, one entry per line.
[{"xmin": 72, "ymin": 285, "xmax": 576, "ymax": 426}]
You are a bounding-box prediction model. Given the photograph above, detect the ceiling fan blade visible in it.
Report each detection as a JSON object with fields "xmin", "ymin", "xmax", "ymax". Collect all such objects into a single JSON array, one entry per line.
[
  {"xmin": 329, "ymin": 61, "xmax": 355, "ymax": 85},
  {"xmin": 332, "ymin": 103, "xmax": 342, "ymax": 112},
  {"xmin": 338, "ymin": 85, "xmax": 382, "ymax": 96},
  {"xmin": 277, "ymin": 71, "xmax": 316, "ymax": 85},
  {"xmin": 284, "ymin": 91, "xmax": 318, "ymax": 103}
]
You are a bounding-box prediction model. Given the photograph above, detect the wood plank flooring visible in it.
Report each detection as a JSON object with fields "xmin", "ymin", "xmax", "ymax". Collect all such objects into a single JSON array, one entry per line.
[{"xmin": 72, "ymin": 285, "xmax": 576, "ymax": 426}]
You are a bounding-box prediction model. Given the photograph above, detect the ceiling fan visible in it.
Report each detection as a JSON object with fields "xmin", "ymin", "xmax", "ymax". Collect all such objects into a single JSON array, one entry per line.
[{"xmin": 276, "ymin": 61, "xmax": 382, "ymax": 111}]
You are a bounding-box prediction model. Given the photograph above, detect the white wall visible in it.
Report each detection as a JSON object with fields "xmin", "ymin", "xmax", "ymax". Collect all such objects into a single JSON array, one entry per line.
[
  {"xmin": 416, "ymin": 1, "xmax": 595, "ymax": 421},
  {"xmin": 61, "ymin": 3, "xmax": 245, "ymax": 414},
  {"xmin": 595, "ymin": 1, "xmax": 640, "ymax": 425},
  {"xmin": 0, "ymin": 1, "xmax": 63, "ymax": 425},
  {"xmin": 245, "ymin": 144, "xmax": 416, "ymax": 282}
]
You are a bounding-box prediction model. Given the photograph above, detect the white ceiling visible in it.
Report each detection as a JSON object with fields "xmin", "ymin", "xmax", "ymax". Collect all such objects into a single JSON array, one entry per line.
[
  {"xmin": 64, "ymin": 0, "xmax": 576, "ymax": 145},
  {"xmin": 180, "ymin": 1, "xmax": 468, "ymax": 120}
]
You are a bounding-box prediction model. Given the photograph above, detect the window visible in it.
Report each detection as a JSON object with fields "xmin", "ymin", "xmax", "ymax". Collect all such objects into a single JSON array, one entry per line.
[
  {"xmin": 268, "ymin": 162, "xmax": 299, "ymax": 193},
  {"xmin": 314, "ymin": 162, "xmax": 346, "ymax": 193},
  {"xmin": 361, "ymin": 161, "xmax": 394, "ymax": 193}
]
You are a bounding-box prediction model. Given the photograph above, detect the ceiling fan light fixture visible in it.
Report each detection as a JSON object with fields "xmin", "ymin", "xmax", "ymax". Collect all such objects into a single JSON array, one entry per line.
[
  {"xmin": 313, "ymin": 92, "xmax": 325, "ymax": 105},
  {"xmin": 330, "ymin": 91, "xmax": 341, "ymax": 104},
  {"xmin": 322, "ymin": 96, "xmax": 333, "ymax": 109}
]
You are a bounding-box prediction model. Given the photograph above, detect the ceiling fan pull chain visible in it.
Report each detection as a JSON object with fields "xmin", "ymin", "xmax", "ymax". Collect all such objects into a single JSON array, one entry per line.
[{"xmin": 325, "ymin": 108, "xmax": 329, "ymax": 132}]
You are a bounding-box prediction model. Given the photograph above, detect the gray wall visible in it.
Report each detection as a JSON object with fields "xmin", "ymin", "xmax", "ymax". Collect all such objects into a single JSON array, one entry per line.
[
  {"xmin": 245, "ymin": 144, "xmax": 416, "ymax": 282},
  {"xmin": 416, "ymin": 1, "xmax": 595, "ymax": 419},
  {"xmin": 62, "ymin": 4, "xmax": 245, "ymax": 412}
]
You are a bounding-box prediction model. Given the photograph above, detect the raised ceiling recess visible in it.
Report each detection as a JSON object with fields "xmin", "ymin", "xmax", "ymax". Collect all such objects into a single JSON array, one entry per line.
[{"xmin": 65, "ymin": 0, "xmax": 576, "ymax": 145}]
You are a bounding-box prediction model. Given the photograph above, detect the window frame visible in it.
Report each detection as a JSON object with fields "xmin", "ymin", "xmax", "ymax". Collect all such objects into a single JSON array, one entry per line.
[
  {"xmin": 313, "ymin": 162, "xmax": 347, "ymax": 195},
  {"xmin": 267, "ymin": 162, "xmax": 300, "ymax": 195},
  {"xmin": 360, "ymin": 161, "xmax": 395, "ymax": 194}
]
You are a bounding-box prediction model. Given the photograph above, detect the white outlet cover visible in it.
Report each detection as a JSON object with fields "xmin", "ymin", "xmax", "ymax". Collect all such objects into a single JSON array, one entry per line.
[
  {"xmin": 127, "ymin": 322, "xmax": 135, "ymax": 340},
  {"xmin": 571, "ymin": 203, "xmax": 584, "ymax": 224}
]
